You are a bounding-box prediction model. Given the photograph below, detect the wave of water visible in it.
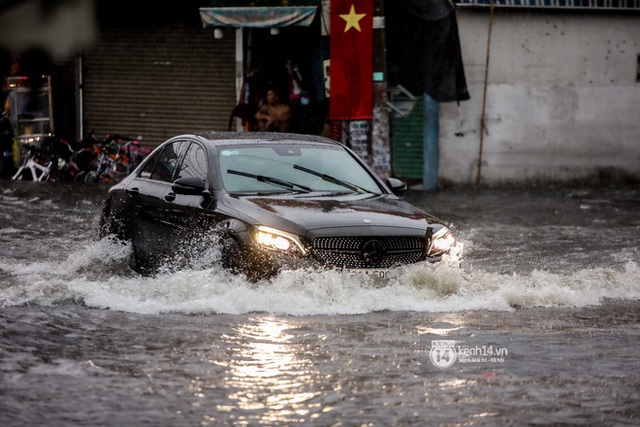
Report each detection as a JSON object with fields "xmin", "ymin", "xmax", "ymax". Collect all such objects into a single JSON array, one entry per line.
[{"xmin": 1, "ymin": 238, "xmax": 639, "ymax": 316}]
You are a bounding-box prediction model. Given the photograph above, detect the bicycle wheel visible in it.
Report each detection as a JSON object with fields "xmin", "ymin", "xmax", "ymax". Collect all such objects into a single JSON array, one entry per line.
[
  {"xmin": 84, "ymin": 170, "xmax": 99, "ymax": 183},
  {"xmin": 11, "ymin": 166, "xmax": 30, "ymax": 181}
]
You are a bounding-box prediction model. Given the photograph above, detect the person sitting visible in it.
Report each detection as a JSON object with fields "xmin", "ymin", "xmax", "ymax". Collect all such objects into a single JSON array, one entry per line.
[{"xmin": 255, "ymin": 89, "xmax": 292, "ymax": 132}]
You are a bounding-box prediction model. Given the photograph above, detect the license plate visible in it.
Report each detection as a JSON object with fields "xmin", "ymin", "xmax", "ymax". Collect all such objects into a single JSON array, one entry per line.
[{"xmin": 340, "ymin": 268, "xmax": 393, "ymax": 279}]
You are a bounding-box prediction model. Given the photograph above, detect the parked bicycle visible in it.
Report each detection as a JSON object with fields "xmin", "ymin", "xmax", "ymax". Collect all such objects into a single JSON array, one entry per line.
[
  {"xmin": 69, "ymin": 131, "xmax": 100, "ymax": 182},
  {"xmin": 11, "ymin": 132, "xmax": 150, "ymax": 183},
  {"xmin": 83, "ymin": 134, "xmax": 147, "ymax": 183},
  {"xmin": 12, "ymin": 137, "xmax": 77, "ymax": 182}
]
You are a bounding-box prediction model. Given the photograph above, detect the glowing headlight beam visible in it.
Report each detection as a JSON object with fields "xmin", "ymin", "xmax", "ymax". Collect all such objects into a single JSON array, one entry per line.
[
  {"xmin": 254, "ymin": 226, "xmax": 306, "ymax": 254},
  {"xmin": 428, "ymin": 227, "xmax": 457, "ymax": 257},
  {"xmin": 257, "ymin": 231, "xmax": 290, "ymax": 251}
]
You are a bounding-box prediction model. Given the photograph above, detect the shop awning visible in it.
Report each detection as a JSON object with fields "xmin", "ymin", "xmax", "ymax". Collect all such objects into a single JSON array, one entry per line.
[{"xmin": 199, "ymin": 6, "xmax": 318, "ymax": 28}]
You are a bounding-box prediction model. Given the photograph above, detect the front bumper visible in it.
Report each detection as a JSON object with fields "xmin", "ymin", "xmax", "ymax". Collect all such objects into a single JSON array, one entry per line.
[{"xmin": 239, "ymin": 224, "xmax": 457, "ymax": 280}]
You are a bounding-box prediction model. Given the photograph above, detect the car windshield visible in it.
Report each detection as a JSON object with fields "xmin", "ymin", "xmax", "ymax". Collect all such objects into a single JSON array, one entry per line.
[{"xmin": 218, "ymin": 143, "xmax": 383, "ymax": 194}]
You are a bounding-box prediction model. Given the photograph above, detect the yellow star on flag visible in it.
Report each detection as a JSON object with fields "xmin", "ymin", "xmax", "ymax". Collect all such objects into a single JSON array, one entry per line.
[{"xmin": 340, "ymin": 4, "xmax": 366, "ymax": 33}]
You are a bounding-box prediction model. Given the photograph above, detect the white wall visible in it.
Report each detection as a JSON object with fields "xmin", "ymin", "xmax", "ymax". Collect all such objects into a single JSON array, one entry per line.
[{"xmin": 439, "ymin": 8, "xmax": 640, "ymax": 186}]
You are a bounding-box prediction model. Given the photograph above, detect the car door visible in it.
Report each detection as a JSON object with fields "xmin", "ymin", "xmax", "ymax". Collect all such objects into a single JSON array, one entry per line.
[
  {"xmin": 128, "ymin": 139, "xmax": 189, "ymax": 265},
  {"xmin": 162, "ymin": 141, "xmax": 223, "ymax": 259}
]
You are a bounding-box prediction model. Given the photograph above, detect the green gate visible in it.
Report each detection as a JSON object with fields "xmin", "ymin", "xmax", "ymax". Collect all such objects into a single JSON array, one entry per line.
[{"xmin": 390, "ymin": 92, "xmax": 423, "ymax": 184}]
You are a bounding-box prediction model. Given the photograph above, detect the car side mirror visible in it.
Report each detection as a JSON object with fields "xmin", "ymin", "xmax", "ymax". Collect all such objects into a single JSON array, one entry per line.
[
  {"xmin": 386, "ymin": 177, "xmax": 407, "ymax": 197},
  {"xmin": 172, "ymin": 176, "xmax": 207, "ymax": 195}
]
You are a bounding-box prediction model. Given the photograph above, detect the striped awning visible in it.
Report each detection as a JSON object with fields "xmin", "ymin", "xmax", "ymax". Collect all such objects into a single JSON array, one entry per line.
[
  {"xmin": 456, "ymin": 0, "xmax": 640, "ymax": 8},
  {"xmin": 199, "ymin": 6, "xmax": 318, "ymax": 28}
]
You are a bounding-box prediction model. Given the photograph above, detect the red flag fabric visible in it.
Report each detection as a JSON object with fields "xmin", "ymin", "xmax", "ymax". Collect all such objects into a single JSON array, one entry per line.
[{"xmin": 329, "ymin": 1, "xmax": 373, "ymax": 120}]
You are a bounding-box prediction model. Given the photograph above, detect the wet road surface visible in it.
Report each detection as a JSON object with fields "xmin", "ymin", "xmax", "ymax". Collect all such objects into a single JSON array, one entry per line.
[{"xmin": 1, "ymin": 181, "xmax": 639, "ymax": 426}]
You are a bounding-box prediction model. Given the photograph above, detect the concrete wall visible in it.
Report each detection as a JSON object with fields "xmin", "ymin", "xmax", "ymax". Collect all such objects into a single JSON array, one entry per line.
[{"xmin": 439, "ymin": 8, "xmax": 640, "ymax": 186}]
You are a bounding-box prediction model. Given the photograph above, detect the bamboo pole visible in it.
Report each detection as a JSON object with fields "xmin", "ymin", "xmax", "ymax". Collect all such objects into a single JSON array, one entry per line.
[{"xmin": 475, "ymin": 0, "xmax": 495, "ymax": 188}]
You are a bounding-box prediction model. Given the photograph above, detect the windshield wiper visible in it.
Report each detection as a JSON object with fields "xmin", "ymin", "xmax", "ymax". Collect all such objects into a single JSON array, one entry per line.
[
  {"xmin": 227, "ymin": 169, "xmax": 312, "ymax": 192},
  {"xmin": 293, "ymin": 164, "xmax": 372, "ymax": 194}
]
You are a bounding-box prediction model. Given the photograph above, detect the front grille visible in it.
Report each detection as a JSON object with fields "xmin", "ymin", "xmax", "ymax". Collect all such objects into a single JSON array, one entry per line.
[{"xmin": 312, "ymin": 236, "xmax": 426, "ymax": 269}]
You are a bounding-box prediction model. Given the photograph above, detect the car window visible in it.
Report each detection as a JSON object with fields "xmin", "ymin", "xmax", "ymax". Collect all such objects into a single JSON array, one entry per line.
[
  {"xmin": 176, "ymin": 143, "xmax": 208, "ymax": 181},
  {"xmin": 139, "ymin": 150, "xmax": 158, "ymax": 179},
  {"xmin": 172, "ymin": 141, "xmax": 191, "ymax": 169},
  {"xmin": 139, "ymin": 141, "xmax": 187, "ymax": 182},
  {"xmin": 219, "ymin": 144, "xmax": 382, "ymax": 193}
]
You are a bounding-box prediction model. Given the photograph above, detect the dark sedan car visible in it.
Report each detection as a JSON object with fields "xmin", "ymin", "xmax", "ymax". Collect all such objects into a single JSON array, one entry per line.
[{"xmin": 99, "ymin": 132, "xmax": 458, "ymax": 280}]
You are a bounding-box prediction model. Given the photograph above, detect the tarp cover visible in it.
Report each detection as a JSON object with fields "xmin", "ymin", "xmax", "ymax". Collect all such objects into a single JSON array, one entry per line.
[
  {"xmin": 199, "ymin": 6, "xmax": 318, "ymax": 28},
  {"xmin": 386, "ymin": 0, "xmax": 470, "ymax": 103}
]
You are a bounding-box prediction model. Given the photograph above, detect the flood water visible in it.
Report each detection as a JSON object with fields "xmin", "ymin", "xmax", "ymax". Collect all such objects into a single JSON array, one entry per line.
[{"xmin": 1, "ymin": 181, "xmax": 639, "ymax": 426}]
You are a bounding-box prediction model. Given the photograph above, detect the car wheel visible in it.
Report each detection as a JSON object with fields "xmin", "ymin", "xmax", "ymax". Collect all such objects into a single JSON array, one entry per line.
[
  {"xmin": 222, "ymin": 238, "xmax": 279, "ymax": 282},
  {"xmin": 130, "ymin": 248, "xmax": 153, "ymax": 276},
  {"xmin": 221, "ymin": 237, "xmax": 245, "ymax": 274}
]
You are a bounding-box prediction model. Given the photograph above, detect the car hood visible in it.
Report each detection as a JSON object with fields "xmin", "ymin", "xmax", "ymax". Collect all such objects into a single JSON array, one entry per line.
[{"xmin": 222, "ymin": 192, "xmax": 438, "ymax": 238}]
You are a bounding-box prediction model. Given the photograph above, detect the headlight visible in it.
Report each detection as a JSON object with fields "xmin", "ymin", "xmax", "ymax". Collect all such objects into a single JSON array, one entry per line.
[
  {"xmin": 253, "ymin": 226, "xmax": 307, "ymax": 255},
  {"xmin": 428, "ymin": 226, "xmax": 456, "ymax": 257}
]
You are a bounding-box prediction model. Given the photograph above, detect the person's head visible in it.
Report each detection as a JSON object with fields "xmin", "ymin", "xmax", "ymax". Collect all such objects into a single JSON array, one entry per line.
[{"xmin": 266, "ymin": 89, "xmax": 279, "ymax": 105}]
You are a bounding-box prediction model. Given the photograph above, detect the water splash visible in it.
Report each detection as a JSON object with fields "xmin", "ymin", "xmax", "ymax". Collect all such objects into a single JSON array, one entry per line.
[{"xmin": 0, "ymin": 239, "xmax": 639, "ymax": 316}]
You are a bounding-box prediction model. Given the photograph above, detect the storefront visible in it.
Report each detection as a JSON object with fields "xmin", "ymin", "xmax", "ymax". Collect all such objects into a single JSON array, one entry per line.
[
  {"xmin": 78, "ymin": 2, "xmax": 328, "ymax": 147},
  {"xmin": 77, "ymin": 1, "xmax": 237, "ymax": 147},
  {"xmin": 199, "ymin": 4, "xmax": 328, "ymax": 136},
  {"xmin": 81, "ymin": 31, "xmax": 235, "ymax": 146}
]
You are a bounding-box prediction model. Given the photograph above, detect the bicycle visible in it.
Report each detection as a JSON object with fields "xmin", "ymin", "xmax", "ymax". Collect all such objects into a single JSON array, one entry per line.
[
  {"xmin": 83, "ymin": 134, "xmax": 143, "ymax": 183},
  {"xmin": 11, "ymin": 144, "xmax": 52, "ymax": 181},
  {"xmin": 11, "ymin": 137, "xmax": 78, "ymax": 182}
]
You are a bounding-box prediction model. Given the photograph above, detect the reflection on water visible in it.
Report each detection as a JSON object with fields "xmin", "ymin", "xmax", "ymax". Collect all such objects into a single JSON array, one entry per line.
[
  {"xmin": 215, "ymin": 317, "xmax": 321, "ymax": 424},
  {"xmin": 415, "ymin": 314, "xmax": 466, "ymax": 336}
]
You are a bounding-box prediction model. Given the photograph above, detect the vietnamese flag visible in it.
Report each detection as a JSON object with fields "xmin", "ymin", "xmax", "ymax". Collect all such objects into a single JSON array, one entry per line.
[{"xmin": 329, "ymin": 0, "xmax": 374, "ymax": 120}]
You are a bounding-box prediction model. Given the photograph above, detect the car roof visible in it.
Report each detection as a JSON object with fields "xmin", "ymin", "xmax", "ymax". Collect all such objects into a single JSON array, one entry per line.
[{"xmin": 192, "ymin": 131, "xmax": 344, "ymax": 148}]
